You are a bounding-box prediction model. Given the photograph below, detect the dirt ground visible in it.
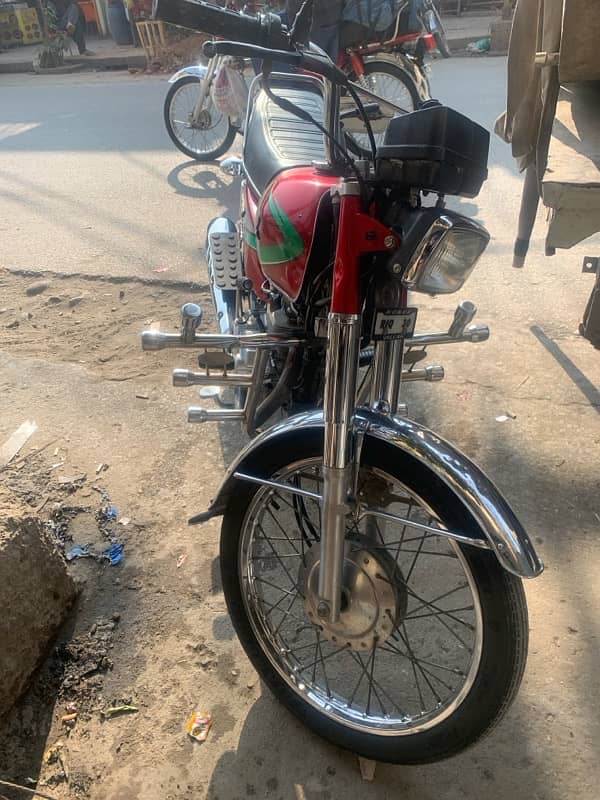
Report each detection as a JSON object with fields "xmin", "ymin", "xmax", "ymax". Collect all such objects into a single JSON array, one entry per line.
[{"xmin": 0, "ymin": 266, "xmax": 599, "ymax": 800}]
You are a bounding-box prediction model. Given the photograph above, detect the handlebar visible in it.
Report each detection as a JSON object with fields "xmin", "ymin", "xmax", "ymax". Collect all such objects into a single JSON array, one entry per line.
[
  {"xmin": 204, "ymin": 39, "xmax": 347, "ymax": 85},
  {"xmin": 152, "ymin": 0, "xmax": 290, "ymax": 51},
  {"xmin": 203, "ymin": 40, "xmax": 299, "ymax": 64},
  {"xmin": 154, "ymin": 0, "xmax": 348, "ymax": 85}
]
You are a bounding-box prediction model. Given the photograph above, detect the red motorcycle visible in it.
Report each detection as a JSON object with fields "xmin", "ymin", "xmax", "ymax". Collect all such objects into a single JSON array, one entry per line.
[
  {"xmin": 145, "ymin": 0, "xmax": 542, "ymax": 764},
  {"xmin": 340, "ymin": 23, "xmax": 435, "ymax": 151}
]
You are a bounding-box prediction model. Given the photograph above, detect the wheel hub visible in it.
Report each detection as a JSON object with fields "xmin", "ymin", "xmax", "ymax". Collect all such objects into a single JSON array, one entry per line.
[
  {"xmin": 299, "ymin": 536, "xmax": 407, "ymax": 651},
  {"xmin": 187, "ymin": 108, "xmax": 212, "ymax": 130}
]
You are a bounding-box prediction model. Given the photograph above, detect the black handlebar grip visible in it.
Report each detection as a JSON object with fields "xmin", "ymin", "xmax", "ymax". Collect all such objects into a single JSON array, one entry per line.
[
  {"xmin": 152, "ymin": 0, "xmax": 289, "ymax": 50},
  {"xmin": 204, "ymin": 40, "xmax": 302, "ymax": 65}
]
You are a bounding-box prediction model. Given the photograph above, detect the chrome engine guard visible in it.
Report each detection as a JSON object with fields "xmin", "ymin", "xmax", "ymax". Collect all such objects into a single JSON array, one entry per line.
[{"xmin": 190, "ymin": 408, "xmax": 543, "ymax": 580}]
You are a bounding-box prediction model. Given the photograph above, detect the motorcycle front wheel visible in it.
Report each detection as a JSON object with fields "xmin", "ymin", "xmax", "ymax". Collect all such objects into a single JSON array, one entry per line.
[
  {"xmin": 220, "ymin": 432, "xmax": 528, "ymax": 763},
  {"xmin": 164, "ymin": 75, "xmax": 237, "ymax": 162}
]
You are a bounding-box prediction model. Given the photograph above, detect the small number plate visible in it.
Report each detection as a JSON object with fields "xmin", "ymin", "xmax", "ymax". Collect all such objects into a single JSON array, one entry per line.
[{"xmin": 373, "ymin": 308, "xmax": 418, "ymax": 341}]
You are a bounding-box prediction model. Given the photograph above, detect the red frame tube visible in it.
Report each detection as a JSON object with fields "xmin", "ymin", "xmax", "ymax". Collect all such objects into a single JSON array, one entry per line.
[{"xmin": 330, "ymin": 192, "xmax": 399, "ymax": 315}]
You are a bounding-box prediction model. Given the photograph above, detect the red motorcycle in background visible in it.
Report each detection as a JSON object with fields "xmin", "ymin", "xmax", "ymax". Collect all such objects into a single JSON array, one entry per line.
[
  {"xmin": 145, "ymin": 0, "xmax": 542, "ymax": 764},
  {"xmin": 163, "ymin": 0, "xmax": 437, "ymax": 160}
]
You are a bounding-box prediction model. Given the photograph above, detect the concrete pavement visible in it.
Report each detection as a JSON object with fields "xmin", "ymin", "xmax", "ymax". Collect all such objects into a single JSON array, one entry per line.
[{"xmin": 0, "ymin": 34, "xmax": 146, "ymax": 74}]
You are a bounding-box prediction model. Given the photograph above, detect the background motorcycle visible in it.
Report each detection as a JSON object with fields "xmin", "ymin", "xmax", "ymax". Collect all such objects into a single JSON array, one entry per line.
[
  {"xmin": 145, "ymin": 0, "xmax": 542, "ymax": 765},
  {"xmin": 163, "ymin": 0, "xmax": 434, "ymax": 161}
]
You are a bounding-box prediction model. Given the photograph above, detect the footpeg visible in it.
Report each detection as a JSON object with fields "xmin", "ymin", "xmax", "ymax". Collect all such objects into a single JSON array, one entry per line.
[
  {"xmin": 402, "ymin": 366, "xmax": 444, "ymax": 382},
  {"xmin": 188, "ymin": 408, "xmax": 244, "ymax": 423},
  {"xmin": 406, "ymin": 300, "xmax": 489, "ymax": 348},
  {"xmin": 208, "ymin": 231, "xmax": 243, "ymax": 290},
  {"xmin": 448, "ymin": 301, "xmax": 476, "ymax": 338},
  {"xmin": 181, "ymin": 303, "xmax": 203, "ymax": 343},
  {"xmin": 173, "ymin": 369, "xmax": 253, "ymax": 387}
]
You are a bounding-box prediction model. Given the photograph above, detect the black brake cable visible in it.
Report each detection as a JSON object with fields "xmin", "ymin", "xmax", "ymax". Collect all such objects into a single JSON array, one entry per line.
[
  {"xmin": 344, "ymin": 79, "xmax": 378, "ymax": 160},
  {"xmin": 259, "ymin": 59, "xmax": 375, "ymax": 200}
]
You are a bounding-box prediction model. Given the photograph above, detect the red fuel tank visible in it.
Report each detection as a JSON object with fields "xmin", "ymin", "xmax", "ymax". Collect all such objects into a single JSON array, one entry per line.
[{"xmin": 253, "ymin": 167, "xmax": 338, "ymax": 302}]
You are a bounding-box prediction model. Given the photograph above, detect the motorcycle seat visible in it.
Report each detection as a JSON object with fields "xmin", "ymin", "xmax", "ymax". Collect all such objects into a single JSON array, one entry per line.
[{"xmin": 243, "ymin": 76, "xmax": 326, "ymax": 194}]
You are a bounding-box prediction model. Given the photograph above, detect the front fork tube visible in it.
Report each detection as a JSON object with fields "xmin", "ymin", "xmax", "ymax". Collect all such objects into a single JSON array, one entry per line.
[
  {"xmin": 318, "ymin": 313, "xmax": 361, "ymax": 624},
  {"xmin": 370, "ymin": 338, "xmax": 405, "ymax": 415},
  {"xmin": 192, "ymin": 56, "xmax": 219, "ymax": 124}
]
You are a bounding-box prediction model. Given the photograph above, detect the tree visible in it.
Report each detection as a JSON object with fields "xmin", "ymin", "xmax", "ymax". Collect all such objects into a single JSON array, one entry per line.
[{"xmin": 35, "ymin": 0, "xmax": 65, "ymax": 69}]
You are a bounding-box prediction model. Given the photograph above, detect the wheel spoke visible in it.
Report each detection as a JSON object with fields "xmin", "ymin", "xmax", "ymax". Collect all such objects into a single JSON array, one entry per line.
[
  {"xmin": 407, "ymin": 604, "xmax": 475, "ymax": 621},
  {"xmin": 296, "ymin": 643, "xmax": 351, "ymax": 675},
  {"xmin": 400, "ymin": 625, "xmax": 444, "ymax": 705},
  {"xmin": 273, "ymin": 593, "xmax": 304, "ymax": 636},
  {"xmin": 347, "ymin": 650, "xmax": 407, "ymax": 716},
  {"xmin": 394, "ymin": 500, "xmax": 413, "ymax": 563},
  {"xmin": 253, "ymin": 575, "xmax": 301, "ymax": 599},
  {"xmin": 316, "ymin": 631, "xmax": 332, "ymax": 698},
  {"xmin": 403, "ymin": 586, "xmax": 473, "ymax": 647},
  {"xmin": 379, "ymin": 641, "xmax": 466, "ymax": 678},
  {"xmin": 263, "ymin": 507, "xmax": 302, "ymax": 556},
  {"xmin": 405, "ymin": 582, "xmax": 474, "ymax": 630},
  {"xmin": 404, "ymin": 528, "xmax": 426, "ymax": 583}
]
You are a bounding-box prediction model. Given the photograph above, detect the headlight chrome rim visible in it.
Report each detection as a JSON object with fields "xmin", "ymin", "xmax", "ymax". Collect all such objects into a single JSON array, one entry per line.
[{"xmin": 401, "ymin": 213, "xmax": 490, "ymax": 295}]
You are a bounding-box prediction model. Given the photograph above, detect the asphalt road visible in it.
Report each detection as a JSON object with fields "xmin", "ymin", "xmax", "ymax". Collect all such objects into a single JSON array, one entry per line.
[{"xmin": 0, "ymin": 71, "xmax": 241, "ymax": 282}]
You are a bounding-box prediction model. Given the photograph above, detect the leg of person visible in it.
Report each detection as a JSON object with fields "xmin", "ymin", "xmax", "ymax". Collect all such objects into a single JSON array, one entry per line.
[{"xmin": 73, "ymin": 15, "xmax": 87, "ymax": 54}]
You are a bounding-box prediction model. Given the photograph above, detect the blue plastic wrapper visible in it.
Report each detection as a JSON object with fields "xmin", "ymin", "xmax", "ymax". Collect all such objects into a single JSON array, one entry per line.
[
  {"xmin": 105, "ymin": 505, "xmax": 118, "ymax": 521},
  {"xmin": 102, "ymin": 542, "xmax": 124, "ymax": 565},
  {"xmin": 66, "ymin": 545, "xmax": 92, "ymax": 561}
]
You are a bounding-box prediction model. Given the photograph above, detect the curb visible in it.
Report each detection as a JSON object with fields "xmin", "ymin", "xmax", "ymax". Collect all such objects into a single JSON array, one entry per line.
[
  {"xmin": 0, "ymin": 53, "xmax": 147, "ymax": 74},
  {"xmin": 33, "ymin": 62, "xmax": 84, "ymax": 75},
  {"xmin": 0, "ymin": 38, "xmax": 504, "ymax": 74}
]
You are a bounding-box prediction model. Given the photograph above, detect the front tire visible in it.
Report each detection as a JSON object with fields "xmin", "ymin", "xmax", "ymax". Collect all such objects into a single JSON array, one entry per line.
[
  {"xmin": 220, "ymin": 432, "xmax": 528, "ymax": 763},
  {"xmin": 164, "ymin": 75, "xmax": 237, "ymax": 162}
]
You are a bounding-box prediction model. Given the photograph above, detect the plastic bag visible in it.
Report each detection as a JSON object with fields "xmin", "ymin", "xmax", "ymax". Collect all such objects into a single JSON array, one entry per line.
[{"xmin": 210, "ymin": 64, "xmax": 248, "ymax": 120}]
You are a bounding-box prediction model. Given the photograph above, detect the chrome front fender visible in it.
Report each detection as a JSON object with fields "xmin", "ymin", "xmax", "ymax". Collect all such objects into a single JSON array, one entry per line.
[
  {"xmin": 191, "ymin": 409, "xmax": 543, "ymax": 579},
  {"xmin": 168, "ymin": 64, "xmax": 208, "ymax": 84}
]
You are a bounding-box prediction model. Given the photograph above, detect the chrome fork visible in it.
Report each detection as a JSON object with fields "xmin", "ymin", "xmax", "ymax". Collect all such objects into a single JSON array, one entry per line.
[
  {"xmin": 318, "ymin": 313, "xmax": 361, "ymax": 623},
  {"xmin": 191, "ymin": 55, "xmax": 220, "ymax": 125}
]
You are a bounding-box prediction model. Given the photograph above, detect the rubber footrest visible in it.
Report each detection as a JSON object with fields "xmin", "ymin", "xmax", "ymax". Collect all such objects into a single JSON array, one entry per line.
[{"xmin": 209, "ymin": 231, "xmax": 242, "ymax": 291}]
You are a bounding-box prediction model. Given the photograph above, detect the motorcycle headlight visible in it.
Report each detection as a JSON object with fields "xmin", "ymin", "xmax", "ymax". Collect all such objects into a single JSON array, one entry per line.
[{"xmin": 398, "ymin": 210, "xmax": 490, "ymax": 295}]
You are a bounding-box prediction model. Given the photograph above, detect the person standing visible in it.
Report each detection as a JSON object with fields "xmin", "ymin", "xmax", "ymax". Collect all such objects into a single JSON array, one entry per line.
[{"xmin": 57, "ymin": 0, "xmax": 93, "ymax": 55}]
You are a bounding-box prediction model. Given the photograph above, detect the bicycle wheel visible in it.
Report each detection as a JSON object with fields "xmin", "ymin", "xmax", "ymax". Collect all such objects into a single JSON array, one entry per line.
[{"xmin": 164, "ymin": 75, "xmax": 237, "ymax": 162}]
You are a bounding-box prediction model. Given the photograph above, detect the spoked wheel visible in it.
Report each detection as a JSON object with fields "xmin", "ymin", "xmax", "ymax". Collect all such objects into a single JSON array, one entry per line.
[
  {"xmin": 221, "ymin": 435, "xmax": 528, "ymax": 763},
  {"xmin": 164, "ymin": 75, "xmax": 237, "ymax": 161},
  {"xmin": 345, "ymin": 60, "xmax": 420, "ymax": 155}
]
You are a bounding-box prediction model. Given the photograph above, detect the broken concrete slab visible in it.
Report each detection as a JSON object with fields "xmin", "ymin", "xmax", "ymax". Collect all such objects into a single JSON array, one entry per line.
[{"xmin": 0, "ymin": 513, "xmax": 77, "ymax": 718}]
